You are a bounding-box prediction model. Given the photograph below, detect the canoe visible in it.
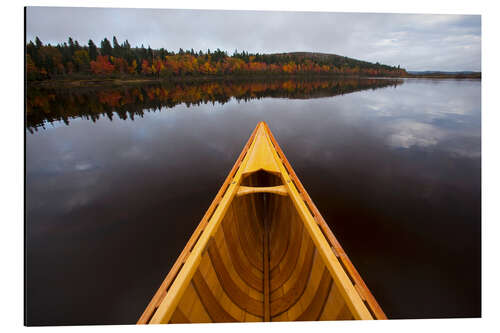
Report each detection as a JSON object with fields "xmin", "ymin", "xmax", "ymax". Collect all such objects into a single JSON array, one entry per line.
[{"xmin": 137, "ymin": 122, "xmax": 386, "ymax": 324}]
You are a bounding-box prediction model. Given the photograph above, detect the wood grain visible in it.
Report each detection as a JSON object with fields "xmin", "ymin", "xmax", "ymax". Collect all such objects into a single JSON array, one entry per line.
[{"xmin": 192, "ymin": 270, "xmax": 238, "ymax": 323}]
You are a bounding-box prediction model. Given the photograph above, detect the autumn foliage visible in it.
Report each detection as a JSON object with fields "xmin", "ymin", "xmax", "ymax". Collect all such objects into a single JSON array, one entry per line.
[
  {"xmin": 26, "ymin": 36, "xmax": 408, "ymax": 81},
  {"xmin": 90, "ymin": 56, "xmax": 115, "ymax": 75}
]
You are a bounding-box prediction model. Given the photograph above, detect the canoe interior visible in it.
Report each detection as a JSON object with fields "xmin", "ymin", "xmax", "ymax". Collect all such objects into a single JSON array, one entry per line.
[
  {"xmin": 169, "ymin": 171, "xmax": 353, "ymax": 323},
  {"xmin": 138, "ymin": 122, "xmax": 385, "ymax": 324}
]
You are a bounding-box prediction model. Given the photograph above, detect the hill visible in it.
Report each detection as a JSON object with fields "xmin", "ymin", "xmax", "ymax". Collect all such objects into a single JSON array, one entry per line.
[
  {"xmin": 271, "ymin": 52, "xmax": 402, "ymax": 72},
  {"xmin": 407, "ymin": 71, "xmax": 479, "ymax": 75},
  {"xmin": 406, "ymin": 70, "xmax": 481, "ymax": 79}
]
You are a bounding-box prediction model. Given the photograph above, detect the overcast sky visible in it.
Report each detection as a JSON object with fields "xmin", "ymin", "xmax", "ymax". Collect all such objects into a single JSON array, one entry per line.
[{"xmin": 26, "ymin": 7, "xmax": 481, "ymax": 71}]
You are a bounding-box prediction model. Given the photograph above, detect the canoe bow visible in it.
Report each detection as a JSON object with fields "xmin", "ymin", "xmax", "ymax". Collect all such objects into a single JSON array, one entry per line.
[{"xmin": 138, "ymin": 122, "xmax": 386, "ymax": 324}]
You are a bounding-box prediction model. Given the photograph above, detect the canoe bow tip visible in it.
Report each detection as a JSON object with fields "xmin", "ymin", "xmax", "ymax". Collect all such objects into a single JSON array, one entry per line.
[{"xmin": 257, "ymin": 121, "xmax": 268, "ymax": 128}]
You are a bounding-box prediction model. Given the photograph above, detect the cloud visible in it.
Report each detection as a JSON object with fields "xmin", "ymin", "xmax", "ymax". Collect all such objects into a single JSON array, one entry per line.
[{"xmin": 26, "ymin": 7, "xmax": 481, "ymax": 71}]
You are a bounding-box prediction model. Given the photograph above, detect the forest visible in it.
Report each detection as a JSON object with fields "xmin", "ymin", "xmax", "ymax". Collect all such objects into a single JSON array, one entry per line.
[{"xmin": 26, "ymin": 37, "xmax": 408, "ymax": 81}]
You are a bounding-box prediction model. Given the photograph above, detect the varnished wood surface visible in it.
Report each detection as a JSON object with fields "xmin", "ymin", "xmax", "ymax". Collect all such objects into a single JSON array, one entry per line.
[
  {"xmin": 163, "ymin": 186, "xmax": 356, "ymax": 323},
  {"xmin": 237, "ymin": 185, "xmax": 288, "ymax": 197},
  {"xmin": 139, "ymin": 122, "xmax": 385, "ymax": 324}
]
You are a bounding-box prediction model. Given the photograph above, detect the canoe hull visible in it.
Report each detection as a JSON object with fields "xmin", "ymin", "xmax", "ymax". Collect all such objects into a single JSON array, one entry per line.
[{"xmin": 138, "ymin": 122, "xmax": 386, "ymax": 324}]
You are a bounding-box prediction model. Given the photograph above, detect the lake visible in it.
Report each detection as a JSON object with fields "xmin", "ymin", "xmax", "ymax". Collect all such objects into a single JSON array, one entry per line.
[{"xmin": 25, "ymin": 77, "xmax": 481, "ymax": 325}]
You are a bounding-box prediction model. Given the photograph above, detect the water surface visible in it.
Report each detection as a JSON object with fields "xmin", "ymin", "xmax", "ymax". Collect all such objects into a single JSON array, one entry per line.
[{"xmin": 26, "ymin": 77, "xmax": 481, "ymax": 325}]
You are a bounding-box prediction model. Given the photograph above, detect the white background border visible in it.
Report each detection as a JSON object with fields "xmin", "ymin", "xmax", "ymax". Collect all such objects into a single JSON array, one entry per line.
[{"xmin": 2, "ymin": 0, "xmax": 498, "ymax": 332}]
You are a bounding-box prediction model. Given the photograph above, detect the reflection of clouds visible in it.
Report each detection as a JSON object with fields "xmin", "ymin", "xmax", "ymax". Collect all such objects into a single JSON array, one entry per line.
[
  {"xmin": 65, "ymin": 191, "xmax": 92, "ymax": 211},
  {"xmin": 61, "ymin": 151, "xmax": 75, "ymax": 161},
  {"xmin": 118, "ymin": 145, "xmax": 150, "ymax": 161},
  {"xmin": 344, "ymin": 79, "xmax": 480, "ymax": 156},
  {"xmin": 385, "ymin": 117, "xmax": 480, "ymax": 158},
  {"xmin": 366, "ymin": 104, "xmax": 383, "ymax": 112},
  {"xmin": 75, "ymin": 163, "xmax": 92, "ymax": 171},
  {"xmin": 446, "ymin": 146, "xmax": 481, "ymax": 159},
  {"xmin": 62, "ymin": 167, "xmax": 102, "ymax": 212},
  {"xmin": 387, "ymin": 121, "xmax": 443, "ymax": 149},
  {"xmin": 437, "ymin": 136, "xmax": 481, "ymax": 159},
  {"xmin": 436, "ymin": 99, "xmax": 471, "ymax": 116},
  {"xmin": 357, "ymin": 79, "xmax": 477, "ymax": 120}
]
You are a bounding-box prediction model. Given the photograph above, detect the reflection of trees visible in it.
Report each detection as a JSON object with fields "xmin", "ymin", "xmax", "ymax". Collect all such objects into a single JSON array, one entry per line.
[{"xmin": 26, "ymin": 78, "xmax": 403, "ymax": 132}]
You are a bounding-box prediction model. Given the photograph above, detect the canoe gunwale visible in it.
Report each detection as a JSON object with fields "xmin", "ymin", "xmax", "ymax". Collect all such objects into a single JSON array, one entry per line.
[{"xmin": 137, "ymin": 122, "xmax": 386, "ymax": 324}]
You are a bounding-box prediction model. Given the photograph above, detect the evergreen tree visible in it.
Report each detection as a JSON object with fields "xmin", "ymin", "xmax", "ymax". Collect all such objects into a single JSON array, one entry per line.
[
  {"xmin": 147, "ymin": 46, "xmax": 153, "ymax": 61},
  {"xmin": 112, "ymin": 36, "xmax": 121, "ymax": 57},
  {"xmin": 68, "ymin": 37, "xmax": 75, "ymax": 56},
  {"xmin": 100, "ymin": 38, "xmax": 112, "ymax": 56},
  {"xmin": 58, "ymin": 42, "xmax": 72, "ymax": 66},
  {"xmin": 88, "ymin": 39, "xmax": 97, "ymax": 61},
  {"xmin": 35, "ymin": 36, "xmax": 42, "ymax": 49}
]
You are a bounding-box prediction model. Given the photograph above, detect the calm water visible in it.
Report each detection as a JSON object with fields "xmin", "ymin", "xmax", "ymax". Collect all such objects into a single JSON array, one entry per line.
[{"xmin": 25, "ymin": 77, "xmax": 481, "ymax": 325}]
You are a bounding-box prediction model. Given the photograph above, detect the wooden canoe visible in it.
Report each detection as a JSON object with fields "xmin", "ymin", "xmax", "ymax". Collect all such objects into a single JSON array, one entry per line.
[{"xmin": 138, "ymin": 122, "xmax": 386, "ymax": 324}]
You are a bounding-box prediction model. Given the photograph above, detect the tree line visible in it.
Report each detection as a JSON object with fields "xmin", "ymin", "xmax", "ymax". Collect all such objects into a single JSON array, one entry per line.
[{"xmin": 26, "ymin": 36, "xmax": 407, "ymax": 81}]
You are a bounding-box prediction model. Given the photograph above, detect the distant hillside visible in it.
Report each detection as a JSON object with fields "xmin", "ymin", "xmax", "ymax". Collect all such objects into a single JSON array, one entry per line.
[
  {"xmin": 406, "ymin": 70, "xmax": 481, "ymax": 79},
  {"xmin": 271, "ymin": 52, "xmax": 404, "ymax": 72},
  {"xmin": 407, "ymin": 71, "xmax": 479, "ymax": 75}
]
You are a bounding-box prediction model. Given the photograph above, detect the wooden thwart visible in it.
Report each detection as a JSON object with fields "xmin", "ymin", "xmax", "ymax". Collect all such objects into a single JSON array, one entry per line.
[{"xmin": 237, "ymin": 185, "xmax": 288, "ymax": 197}]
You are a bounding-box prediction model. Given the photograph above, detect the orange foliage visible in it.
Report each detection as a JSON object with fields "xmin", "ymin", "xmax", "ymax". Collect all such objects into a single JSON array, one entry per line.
[{"xmin": 90, "ymin": 56, "xmax": 115, "ymax": 75}]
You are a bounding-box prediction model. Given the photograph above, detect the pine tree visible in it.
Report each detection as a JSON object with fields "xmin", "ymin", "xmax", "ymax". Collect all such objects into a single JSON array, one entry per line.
[
  {"xmin": 100, "ymin": 38, "xmax": 112, "ymax": 56},
  {"xmin": 112, "ymin": 36, "xmax": 120, "ymax": 57},
  {"xmin": 68, "ymin": 37, "xmax": 75, "ymax": 56},
  {"xmin": 147, "ymin": 46, "xmax": 153, "ymax": 61},
  {"xmin": 35, "ymin": 36, "xmax": 42, "ymax": 49},
  {"xmin": 88, "ymin": 39, "xmax": 97, "ymax": 61}
]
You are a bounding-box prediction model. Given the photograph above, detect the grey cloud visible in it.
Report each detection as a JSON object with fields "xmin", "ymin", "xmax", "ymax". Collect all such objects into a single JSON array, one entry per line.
[{"xmin": 26, "ymin": 7, "xmax": 480, "ymax": 71}]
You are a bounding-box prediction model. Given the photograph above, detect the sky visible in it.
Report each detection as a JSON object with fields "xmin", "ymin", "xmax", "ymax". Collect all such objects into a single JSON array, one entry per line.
[{"xmin": 26, "ymin": 7, "xmax": 481, "ymax": 71}]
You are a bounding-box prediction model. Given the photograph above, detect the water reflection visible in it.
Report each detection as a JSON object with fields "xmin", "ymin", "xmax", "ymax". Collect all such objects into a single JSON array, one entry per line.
[
  {"xmin": 26, "ymin": 78, "xmax": 480, "ymax": 325},
  {"xmin": 26, "ymin": 78, "xmax": 402, "ymax": 131}
]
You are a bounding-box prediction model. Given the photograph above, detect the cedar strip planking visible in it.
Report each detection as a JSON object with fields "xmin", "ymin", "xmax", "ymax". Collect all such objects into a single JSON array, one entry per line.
[
  {"xmin": 335, "ymin": 303, "xmax": 355, "ymax": 320},
  {"xmin": 238, "ymin": 195, "xmax": 264, "ymax": 255},
  {"xmin": 207, "ymin": 238, "xmax": 264, "ymax": 317},
  {"xmin": 263, "ymin": 122, "xmax": 387, "ymax": 320},
  {"xmin": 192, "ymin": 271, "xmax": 238, "ymax": 323},
  {"xmin": 270, "ymin": 243, "xmax": 315, "ymax": 317},
  {"xmin": 230, "ymin": 204, "xmax": 264, "ymax": 271},
  {"xmin": 234, "ymin": 206, "xmax": 264, "ymax": 271},
  {"xmin": 295, "ymin": 269, "xmax": 333, "ymax": 321},
  {"xmin": 263, "ymin": 210, "xmax": 271, "ymax": 321},
  {"xmin": 269, "ymin": 198, "xmax": 292, "ymax": 270},
  {"xmin": 220, "ymin": 217, "xmax": 264, "ymax": 292},
  {"xmin": 269, "ymin": 219, "xmax": 304, "ymax": 292},
  {"xmin": 169, "ymin": 308, "xmax": 192, "ymax": 324}
]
